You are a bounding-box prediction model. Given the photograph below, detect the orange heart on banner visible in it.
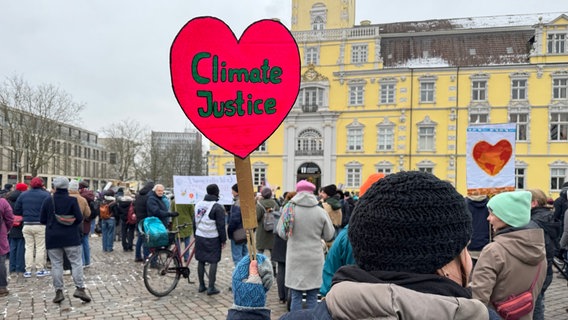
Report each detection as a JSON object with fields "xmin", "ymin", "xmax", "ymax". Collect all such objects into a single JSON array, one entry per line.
[{"xmin": 472, "ymin": 140, "xmax": 513, "ymax": 176}]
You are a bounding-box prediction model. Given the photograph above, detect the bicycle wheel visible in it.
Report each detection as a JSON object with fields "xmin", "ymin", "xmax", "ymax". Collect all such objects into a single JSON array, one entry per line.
[{"xmin": 143, "ymin": 249, "xmax": 181, "ymax": 297}]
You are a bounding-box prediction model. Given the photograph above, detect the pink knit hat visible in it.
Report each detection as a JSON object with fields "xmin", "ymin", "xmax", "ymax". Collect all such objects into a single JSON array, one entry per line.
[{"xmin": 296, "ymin": 180, "xmax": 316, "ymax": 193}]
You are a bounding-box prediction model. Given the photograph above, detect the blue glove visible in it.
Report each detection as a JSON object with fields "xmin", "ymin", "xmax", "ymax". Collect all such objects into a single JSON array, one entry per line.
[{"xmin": 232, "ymin": 254, "xmax": 273, "ymax": 308}]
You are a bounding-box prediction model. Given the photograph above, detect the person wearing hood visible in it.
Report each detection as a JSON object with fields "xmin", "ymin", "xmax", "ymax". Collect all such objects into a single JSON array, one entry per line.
[
  {"xmin": 277, "ymin": 180, "xmax": 335, "ymax": 312},
  {"xmin": 40, "ymin": 176, "xmax": 90, "ymax": 304},
  {"xmin": 134, "ymin": 180, "xmax": 154, "ymax": 262},
  {"xmin": 319, "ymin": 184, "xmax": 342, "ymax": 231},
  {"xmin": 472, "ymin": 190, "xmax": 547, "ymax": 320},
  {"xmin": 194, "ymin": 184, "xmax": 226, "ymax": 295}
]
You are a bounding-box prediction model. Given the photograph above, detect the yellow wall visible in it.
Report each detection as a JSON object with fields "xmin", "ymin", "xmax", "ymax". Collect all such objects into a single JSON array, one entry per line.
[{"xmin": 209, "ymin": 2, "xmax": 568, "ymax": 199}]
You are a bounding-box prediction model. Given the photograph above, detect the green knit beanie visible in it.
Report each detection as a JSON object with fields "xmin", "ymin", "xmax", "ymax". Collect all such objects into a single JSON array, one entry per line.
[{"xmin": 487, "ymin": 191, "xmax": 531, "ymax": 228}]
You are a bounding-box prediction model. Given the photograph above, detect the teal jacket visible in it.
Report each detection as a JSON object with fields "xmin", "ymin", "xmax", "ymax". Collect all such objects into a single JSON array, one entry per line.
[{"xmin": 320, "ymin": 225, "xmax": 355, "ymax": 296}]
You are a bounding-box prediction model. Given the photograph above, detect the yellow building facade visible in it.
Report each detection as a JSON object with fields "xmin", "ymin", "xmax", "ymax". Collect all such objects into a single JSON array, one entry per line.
[{"xmin": 209, "ymin": 0, "xmax": 568, "ymax": 198}]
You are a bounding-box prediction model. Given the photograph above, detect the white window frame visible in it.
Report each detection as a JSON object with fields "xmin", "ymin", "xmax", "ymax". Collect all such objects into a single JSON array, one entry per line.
[
  {"xmin": 376, "ymin": 119, "xmax": 395, "ymax": 152},
  {"xmin": 509, "ymin": 112, "xmax": 529, "ymax": 142},
  {"xmin": 255, "ymin": 142, "xmax": 267, "ymax": 152},
  {"xmin": 550, "ymin": 111, "xmax": 568, "ymax": 141},
  {"xmin": 346, "ymin": 120, "xmax": 364, "ymax": 152},
  {"xmin": 547, "ymin": 33, "xmax": 567, "ymax": 54},
  {"xmin": 351, "ymin": 44, "xmax": 368, "ymax": 64},
  {"xmin": 553, "ymin": 78, "xmax": 568, "ymax": 100},
  {"xmin": 296, "ymin": 128, "xmax": 323, "ymax": 153},
  {"xmin": 511, "ymin": 79, "xmax": 527, "ymax": 101},
  {"xmin": 375, "ymin": 161, "xmax": 393, "ymax": 175},
  {"xmin": 225, "ymin": 165, "xmax": 236, "ymax": 175},
  {"xmin": 472, "ymin": 80, "xmax": 487, "ymax": 102},
  {"xmin": 469, "ymin": 106, "xmax": 490, "ymax": 125},
  {"xmin": 345, "ymin": 162, "xmax": 362, "ymax": 188},
  {"xmin": 349, "ymin": 84, "xmax": 365, "ymax": 106},
  {"xmin": 420, "ymin": 81, "xmax": 435, "ymax": 103},
  {"xmin": 417, "ymin": 160, "xmax": 435, "ymax": 174},
  {"xmin": 306, "ymin": 47, "xmax": 319, "ymax": 65},
  {"xmin": 379, "ymin": 82, "xmax": 396, "ymax": 104},
  {"xmin": 253, "ymin": 166, "xmax": 266, "ymax": 188},
  {"xmin": 550, "ymin": 166, "xmax": 566, "ymax": 191},
  {"xmin": 299, "ymin": 87, "xmax": 324, "ymax": 112},
  {"xmin": 417, "ymin": 116, "xmax": 437, "ymax": 152},
  {"xmin": 515, "ymin": 167, "xmax": 526, "ymax": 190}
]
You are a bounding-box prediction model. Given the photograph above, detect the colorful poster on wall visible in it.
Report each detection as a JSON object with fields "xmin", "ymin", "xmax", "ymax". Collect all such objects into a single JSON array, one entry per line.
[
  {"xmin": 173, "ymin": 175, "xmax": 237, "ymax": 205},
  {"xmin": 466, "ymin": 123, "xmax": 516, "ymax": 195}
]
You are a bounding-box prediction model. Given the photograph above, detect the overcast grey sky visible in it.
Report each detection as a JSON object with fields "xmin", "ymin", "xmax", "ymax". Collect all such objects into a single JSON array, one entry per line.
[{"xmin": 0, "ymin": 1, "xmax": 566, "ymax": 136}]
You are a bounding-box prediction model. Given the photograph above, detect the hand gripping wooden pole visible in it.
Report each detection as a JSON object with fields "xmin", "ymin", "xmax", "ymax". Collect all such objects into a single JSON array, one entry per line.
[{"xmin": 234, "ymin": 156, "xmax": 257, "ymax": 260}]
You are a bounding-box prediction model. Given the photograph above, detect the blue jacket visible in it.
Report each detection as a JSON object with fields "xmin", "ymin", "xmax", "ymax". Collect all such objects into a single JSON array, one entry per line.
[
  {"xmin": 320, "ymin": 225, "xmax": 355, "ymax": 296},
  {"xmin": 227, "ymin": 198, "xmax": 243, "ymax": 240},
  {"xmin": 14, "ymin": 188, "xmax": 51, "ymax": 224},
  {"xmin": 40, "ymin": 189, "xmax": 83, "ymax": 249}
]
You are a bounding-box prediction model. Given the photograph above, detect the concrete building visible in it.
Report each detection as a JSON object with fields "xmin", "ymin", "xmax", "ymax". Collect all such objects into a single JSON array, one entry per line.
[
  {"xmin": 208, "ymin": 0, "xmax": 568, "ymax": 198},
  {"xmin": 0, "ymin": 104, "xmax": 110, "ymax": 190}
]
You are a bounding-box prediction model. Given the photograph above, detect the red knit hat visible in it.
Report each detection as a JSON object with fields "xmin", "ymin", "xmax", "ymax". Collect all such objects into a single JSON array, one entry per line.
[
  {"xmin": 15, "ymin": 183, "xmax": 28, "ymax": 192},
  {"xmin": 30, "ymin": 177, "xmax": 44, "ymax": 189}
]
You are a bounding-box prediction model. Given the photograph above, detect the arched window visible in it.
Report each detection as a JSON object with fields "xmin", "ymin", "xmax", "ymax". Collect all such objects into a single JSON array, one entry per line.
[{"xmin": 296, "ymin": 129, "xmax": 323, "ymax": 156}]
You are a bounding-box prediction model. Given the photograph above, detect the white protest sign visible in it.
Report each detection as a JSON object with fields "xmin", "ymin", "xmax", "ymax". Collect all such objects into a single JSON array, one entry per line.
[{"xmin": 173, "ymin": 175, "xmax": 237, "ymax": 205}]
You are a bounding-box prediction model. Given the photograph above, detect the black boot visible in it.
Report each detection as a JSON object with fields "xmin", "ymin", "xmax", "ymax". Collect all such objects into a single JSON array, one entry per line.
[
  {"xmin": 53, "ymin": 289, "xmax": 64, "ymax": 303},
  {"xmin": 197, "ymin": 261, "xmax": 207, "ymax": 293},
  {"xmin": 207, "ymin": 263, "xmax": 220, "ymax": 295}
]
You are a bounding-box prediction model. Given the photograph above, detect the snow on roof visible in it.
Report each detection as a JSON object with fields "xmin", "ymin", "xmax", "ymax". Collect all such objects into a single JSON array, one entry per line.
[
  {"xmin": 392, "ymin": 57, "xmax": 450, "ymax": 69},
  {"xmin": 449, "ymin": 12, "xmax": 563, "ymax": 29}
]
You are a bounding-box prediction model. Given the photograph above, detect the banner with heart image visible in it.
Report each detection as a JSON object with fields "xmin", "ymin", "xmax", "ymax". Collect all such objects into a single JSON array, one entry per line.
[{"xmin": 466, "ymin": 123, "xmax": 516, "ymax": 195}]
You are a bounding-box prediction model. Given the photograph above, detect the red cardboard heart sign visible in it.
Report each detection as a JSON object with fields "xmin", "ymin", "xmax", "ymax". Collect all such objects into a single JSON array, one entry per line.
[{"xmin": 170, "ymin": 17, "xmax": 300, "ymax": 159}]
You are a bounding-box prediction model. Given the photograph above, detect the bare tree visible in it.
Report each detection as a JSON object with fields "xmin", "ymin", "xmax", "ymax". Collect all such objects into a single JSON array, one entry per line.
[
  {"xmin": 144, "ymin": 133, "xmax": 203, "ymax": 186},
  {"xmin": 0, "ymin": 75, "xmax": 84, "ymax": 180},
  {"xmin": 134, "ymin": 132, "xmax": 163, "ymax": 183},
  {"xmin": 101, "ymin": 119, "xmax": 145, "ymax": 181}
]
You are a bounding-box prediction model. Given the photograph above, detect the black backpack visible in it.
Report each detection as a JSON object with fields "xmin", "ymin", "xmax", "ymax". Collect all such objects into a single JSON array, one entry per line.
[
  {"xmin": 87, "ymin": 199, "xmax": 100, "ymax": 221},
  {"xmin": 532, "ymin": 210, "xmax": 562, "ymax": 259}
]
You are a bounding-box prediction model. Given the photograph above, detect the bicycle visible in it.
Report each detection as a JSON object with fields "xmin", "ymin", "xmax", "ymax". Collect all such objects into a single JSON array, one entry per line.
[{"xmin": 142, "ymin": 222, "xmax": 201, "ymax": 297}]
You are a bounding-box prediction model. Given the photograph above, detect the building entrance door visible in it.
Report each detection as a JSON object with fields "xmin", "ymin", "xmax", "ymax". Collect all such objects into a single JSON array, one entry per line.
[{"xmin": 297, "ymin": 162, "xmax": 321, "ymax": 192}]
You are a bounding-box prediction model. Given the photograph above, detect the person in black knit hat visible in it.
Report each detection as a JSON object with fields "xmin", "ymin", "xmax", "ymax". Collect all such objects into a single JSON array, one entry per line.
[{"xmin": 280, "ymin": 171, "xmax": 496, "ymax": 320}]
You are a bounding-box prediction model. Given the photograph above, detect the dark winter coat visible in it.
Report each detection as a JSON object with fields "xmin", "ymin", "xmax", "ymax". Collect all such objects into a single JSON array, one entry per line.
[
  {"xmin": 147, "ymin": 191, "xmax": 170, "ymax": 226},
  {"xmin": 466, "ymin": 196, "xmax": 491, "ymax": 252},
  {"xmin": 40, "ymin": 189, "xmax": 83, "ymax": 250},
  {"xmin": 227, "ymin": 197, "xmax": 244, "ymax": 241},
  {"xmin": 14, "ymin": 188, "xmax": 51, "ymax": 224},
  {"xmin": 194, "ymin": 194, "xmax": 227, "ymax": 263},
  {"xmin": 115, "ymin": 197, "xmax": 134, "ymax": 222},
  {"xmin": 134, "ymin": 183, "xmax": 154, "ymax": 222},
  {"xmin": 6, "ymin": 190, "xmax": 23, "ymax": 239},
  {"xmin": 255, "ymin": 198, "xmax": 279, "ymax": 250},
  {"xmin": 554, "ymin": 184, "xmax": 568, "ymax": 231}
]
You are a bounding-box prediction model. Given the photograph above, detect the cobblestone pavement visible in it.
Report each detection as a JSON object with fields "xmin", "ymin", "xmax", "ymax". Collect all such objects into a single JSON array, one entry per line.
[{"xmin": 2, "ymin": 235, "xmax": 567, "ymax": 319}]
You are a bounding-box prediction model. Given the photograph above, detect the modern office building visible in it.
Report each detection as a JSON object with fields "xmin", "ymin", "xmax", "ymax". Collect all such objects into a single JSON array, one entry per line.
[
  {"xmin": 208, "ymin": 0, "xmax": 568, "ymax": 197},
  {"xmin": 0, "ymin": 104, "xmax": 110, "ymax": 190}
]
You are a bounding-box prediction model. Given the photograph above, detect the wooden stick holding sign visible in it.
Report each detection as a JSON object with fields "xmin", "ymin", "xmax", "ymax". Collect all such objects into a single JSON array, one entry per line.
[
  {"xmin": 170, "ymin": 16, "xmax": 299, "ymax": 269},
  {"xmin": 234, "ymin": 156, "xmax": 258, "ymax": 260}
]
